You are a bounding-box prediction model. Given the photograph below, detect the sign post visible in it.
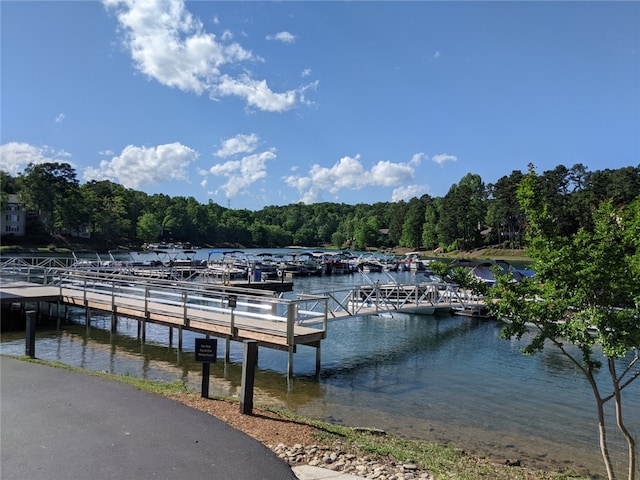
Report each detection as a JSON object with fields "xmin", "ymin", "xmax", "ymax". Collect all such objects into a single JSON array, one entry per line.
[
  {"xmin": 240, "ymin": 340, "xmax": 258, "ymax": 415},
  {"xmin": 195, "ymin": 338, "xmax": 217, "ymax": 398}
]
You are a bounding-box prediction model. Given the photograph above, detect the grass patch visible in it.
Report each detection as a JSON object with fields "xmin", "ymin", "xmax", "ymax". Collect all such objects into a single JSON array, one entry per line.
[
  {"xmin": 259, "ymin": 406, "xmax": 589, "ymax": 480},
  {"xmin": 12, "ymin": 355, "xmax": 190, "ymax": 396}
]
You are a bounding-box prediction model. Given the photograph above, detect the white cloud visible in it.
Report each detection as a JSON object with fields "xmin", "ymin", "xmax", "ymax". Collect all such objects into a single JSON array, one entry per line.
[
  {"xmin": 0, "ymin": 142, "xmax": 72, "ymax": 175},
  {"xmin": 216, "ymin": 74, "xmax": 297, "ymax": 113},
  {"xmin": 391, "ymin": 185, "xmax": 428, "ymax": 202},
  {"xmin": 103, "ymin": 0, "xmax": 308, "ymax": 112},
  {"xmin": 84, "ymin": 142, "xmax": 197, "ymax": 188},
  {"xmin": 215, "ymin": 133, "xmax": 259, "ymax": 158},
  {"xmin": 266, "ymin": 31, "xmax": 296, "ymax": 44},
  {"xmin": 301, "ymin": 68, "xmax": 312, "ymax": 78},
  {"xmin": 370, "ymin": 160, "xmax": 415, "ymax": 187},
  {"xmin": 204, "ymin": 133, "xmax": 276, "ymax": 198},
  {"xmin": 55, "ymin": 113, "xmax": 66, "ymax": 124},
  {"xmin": 409, "ymin": 152, "xmax": 425, "ymax": 166},
  {"xmin": 208, "ymin": 149, "xmax": 276, "ymax": 198},
  {"xmin": 431, "ymin": 153, "xmax": 457, "ymax": 165},
  {"xmin": 284, "ymin": 154, "xmax": 419, "ymax": 204}
]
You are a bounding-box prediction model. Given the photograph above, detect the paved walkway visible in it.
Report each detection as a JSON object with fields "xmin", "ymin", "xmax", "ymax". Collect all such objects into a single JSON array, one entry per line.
[{"xmin": 1, "ymin": 357, "xmax": 367, "ymax": 480}]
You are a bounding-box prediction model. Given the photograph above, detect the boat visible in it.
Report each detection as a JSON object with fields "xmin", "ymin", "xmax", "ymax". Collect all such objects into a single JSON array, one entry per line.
[
  {"xmin": 205, "ymin": 250, "xmax": 249, "ymax": 281},
  {"xmin": 397, "ymin": 252, "xmax": 429, "ymax": 271},
  {"xmin": 69, "ymin": 250, "xmax": 122, "ymax": 274},
  {"xmin": 355, "ymin": 254, "xmax": 384, "ymax": 273},
  {"xmin": 318, "ymin": 251, "xmax": 354, "ymax": 275},
  {"xmin": 164, "ymin": 250, "xmax": 207, "ymax": 278},
  {"xmin": 451, "ymin": 259, "xmax": 527, "ymax": 286},
  {"xmin": 251, "ymin": 252, "xmax": 281, "ymax": 280},
  {"xmin": 108, "ymin": 250, "xmax": 176, "ymax": 279}
]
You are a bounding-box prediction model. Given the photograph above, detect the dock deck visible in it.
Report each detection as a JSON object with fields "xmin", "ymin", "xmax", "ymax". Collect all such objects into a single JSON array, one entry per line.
[
  {"xmin": 1, "ymin": 263, "xmax": 491, "ymax": 376},
  {"xmin": 0, "ymin": 271, "xmax": 328, "ymax": 377}
]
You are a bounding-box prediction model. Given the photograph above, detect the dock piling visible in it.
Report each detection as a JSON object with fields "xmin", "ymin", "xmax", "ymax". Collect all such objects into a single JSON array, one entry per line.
[
  {"xmin": 25, "ymin": 310, "xmax": 37, "ymax": 358},
  {"xmin": 240, "ymin": 340, "xmax": 258, "ymax": 415}
]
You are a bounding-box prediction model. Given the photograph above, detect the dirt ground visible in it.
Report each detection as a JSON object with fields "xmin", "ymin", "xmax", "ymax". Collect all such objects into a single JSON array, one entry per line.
[{"xmin": 167, "ymin": 392, "xmax": 320, "ymax": 447}]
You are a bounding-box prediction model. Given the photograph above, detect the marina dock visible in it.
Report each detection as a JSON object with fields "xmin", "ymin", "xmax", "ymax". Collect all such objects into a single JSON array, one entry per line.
[
  {"xmin": 1, "ymin": 257, "xmax": 490, "ymax": 377},
  {"xmin": 1, "ymin": 269, "xmax": 328, "ymax": 378}
]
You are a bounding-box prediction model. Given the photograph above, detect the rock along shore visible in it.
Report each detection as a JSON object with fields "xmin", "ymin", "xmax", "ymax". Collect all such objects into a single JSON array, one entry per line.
[{"xmin": 272, "ymin": 442, "xmax": 436, "ymax": 480}]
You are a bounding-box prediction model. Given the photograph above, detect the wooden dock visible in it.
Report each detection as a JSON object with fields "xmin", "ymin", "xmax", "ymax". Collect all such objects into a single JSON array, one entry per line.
[
  {"xmin": 1, "ymin": 262, "xmax": 492, "ymax": 376},
  {"xmin": 0, "ymin": 271, "xmax": 327, "ymax": 378}
]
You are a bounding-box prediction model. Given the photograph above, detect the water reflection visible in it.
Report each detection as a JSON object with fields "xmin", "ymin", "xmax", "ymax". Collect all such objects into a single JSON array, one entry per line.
[{"xmin": 2, "ymin": 296, "xmax": 638, "ymax": 478}]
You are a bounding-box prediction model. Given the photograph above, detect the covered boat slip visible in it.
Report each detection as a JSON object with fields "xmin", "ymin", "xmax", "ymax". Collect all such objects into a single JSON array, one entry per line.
[{"xmin": 1, "ymin": 270, "xmax": 328, "ymax": 378}]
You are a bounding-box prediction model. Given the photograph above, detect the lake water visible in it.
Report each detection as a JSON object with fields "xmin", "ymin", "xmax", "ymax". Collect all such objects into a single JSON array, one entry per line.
[{"xmin": 1, "ymin": 252, "xmax": 638, "ymax": 478}]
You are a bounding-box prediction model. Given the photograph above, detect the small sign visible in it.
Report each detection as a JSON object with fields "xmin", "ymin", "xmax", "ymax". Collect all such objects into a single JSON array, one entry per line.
[
  {"xmin": 228, "ymin": 295, "xmax": 237, "ymax": 308},
  {"xmin": 195, "ymin": 338, "xmax": 218, "ymax": 363}
]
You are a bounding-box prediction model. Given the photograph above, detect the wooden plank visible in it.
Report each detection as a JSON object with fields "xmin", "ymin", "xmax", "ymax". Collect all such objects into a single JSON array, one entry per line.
[{"xmin": 0, "ymin": 282, "xmax": 60, "ymax": 304}]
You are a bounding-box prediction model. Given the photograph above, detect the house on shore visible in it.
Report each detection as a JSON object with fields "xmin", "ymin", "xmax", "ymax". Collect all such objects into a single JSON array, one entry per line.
[{"xmin": 1, "ymin": 194, "xmax": 26, "ymax": 237}]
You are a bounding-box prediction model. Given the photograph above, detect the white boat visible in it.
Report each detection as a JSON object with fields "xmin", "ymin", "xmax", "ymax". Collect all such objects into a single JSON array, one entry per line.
[
  {"xmin": 397, "ymin": 252, "xmax": 429, "ymax": 271},
  {"xmin": 205, "ymin": 250, "xmax": 249, "ymax": 280}
]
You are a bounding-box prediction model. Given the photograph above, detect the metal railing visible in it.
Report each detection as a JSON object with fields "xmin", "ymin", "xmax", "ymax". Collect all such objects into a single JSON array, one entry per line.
[{"xmin": 55, "ymin": 269, "xmax": 327, "ymax": 337}]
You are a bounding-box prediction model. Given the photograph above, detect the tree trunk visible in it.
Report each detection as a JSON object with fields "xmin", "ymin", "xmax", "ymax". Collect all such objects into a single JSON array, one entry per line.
[
  {"xmin": 608, "ymin": 358, "xmax": 637, "ymax": 480},
  {"xmin": 591, "ymin": 374, "xmax": 616, "ymax": 480}
]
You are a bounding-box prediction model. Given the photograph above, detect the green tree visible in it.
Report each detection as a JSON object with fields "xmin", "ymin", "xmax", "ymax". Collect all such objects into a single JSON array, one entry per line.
[
  {"xmin": 387, "ymin": 201, "xmax": 407, "ymax": 246},
  {"xmin": 486, "ymin": 170, "xmax": 524, "ymax": 248},
  {"xmin": 17, "ymin": 162, "xmax": 78, "ymax": 233},
  {"xmin": 439, "ymin": 174, "xmax": 486, "ymax": 250},
  {"xmin": 0, "ymin": 171, "xmax": 17, "ymax": 211},
  {"xmin": 137, "ymin": 212, "xmax": 161, "ymax": 244},
  {"xmin": 399, "ymin": 197, "xmax": 425, "ymax": 248},
  {"xmin": 422, "ymin": 197, "xmax": 442, "ymax": 250},
  {"xmin": 487, "ymin": 165, "xmax": 640, "ymax": 480}
]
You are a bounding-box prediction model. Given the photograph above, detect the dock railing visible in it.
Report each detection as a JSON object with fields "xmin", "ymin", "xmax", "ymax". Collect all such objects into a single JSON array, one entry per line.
[
  {"xmin": 52, "ymin": 270, "xmax": 327, "ymax": 329},
  {"xmin": 301, "ymin": 279, "xmax": 475, "ymax": 318}
]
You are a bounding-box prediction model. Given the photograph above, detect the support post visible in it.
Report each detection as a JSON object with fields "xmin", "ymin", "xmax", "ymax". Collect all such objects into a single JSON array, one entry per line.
[
  {"xmin": 315, "ymin": 344, "xmax": 321, "ymax": 378},
  {"xmin": 240, "ymin": 340, "xmax": 258, "ymax": 415},
  {"xmin": 111, "ymin": 312, "xmax": 118, "ymax": 334},
  {"xmin": 25, "ymin": 310, "xmax": 37, "ymax": 358},
  {"xmin": 141, "ymin": 319, "xmax": 146, "ymax": 343},
  {"xmin": 286, "ymin": 303, "xmax": 295, "ymax": 380}
]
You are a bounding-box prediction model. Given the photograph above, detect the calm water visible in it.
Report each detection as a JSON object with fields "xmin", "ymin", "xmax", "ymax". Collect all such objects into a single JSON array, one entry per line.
[{"xmin": 2, "ymin": 254, "xmax": 638, "ymax": 478}]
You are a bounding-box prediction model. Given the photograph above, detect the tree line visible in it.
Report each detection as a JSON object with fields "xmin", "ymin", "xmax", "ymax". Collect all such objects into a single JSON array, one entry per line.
[{"xmin": 1, "ymin": 163, "xmax": 638, "ymax": 250}]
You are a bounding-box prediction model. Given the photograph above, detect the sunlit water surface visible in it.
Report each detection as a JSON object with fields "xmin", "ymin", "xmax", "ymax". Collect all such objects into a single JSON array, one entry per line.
[{"xmin": 2, "ymin": 264, "xmax": 638, "ymax": 478}]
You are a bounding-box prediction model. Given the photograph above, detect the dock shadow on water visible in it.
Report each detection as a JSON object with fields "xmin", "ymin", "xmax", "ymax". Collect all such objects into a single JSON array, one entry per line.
[{"xmin": 1, "ymin": 305, "xmax": 638, "ymax": 479}]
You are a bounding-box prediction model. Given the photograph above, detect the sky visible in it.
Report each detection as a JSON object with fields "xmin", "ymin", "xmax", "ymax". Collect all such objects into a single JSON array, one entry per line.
[{"xmin": 1, "ymin": 1, "xmax": 639, "ymax": 211}]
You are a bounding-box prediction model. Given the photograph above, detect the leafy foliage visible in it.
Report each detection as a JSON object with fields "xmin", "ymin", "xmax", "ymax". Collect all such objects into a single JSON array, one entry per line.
[
  {"xmin": 486, "ymin": 165, "xmax": 640, "ymax": 480},
  {"xmin": 3, "ymin": 162, "xmax": 640, "ymax": 252}
]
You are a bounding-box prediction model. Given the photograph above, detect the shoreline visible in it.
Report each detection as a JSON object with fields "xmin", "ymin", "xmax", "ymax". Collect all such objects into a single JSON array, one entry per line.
[{"xmin": 3, "ymin": 356, "xmax": 592, "ymax": 480}]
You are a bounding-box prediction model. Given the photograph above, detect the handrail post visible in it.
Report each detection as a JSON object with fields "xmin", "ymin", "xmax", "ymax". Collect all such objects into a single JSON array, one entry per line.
[
  {"xmin": 323, "ymin": 298, "xmax": 328, "ymax": 337},
  {"xmin": 286, "ymin": 302, "xmax": 295, "ymax": 380},
  {"xmin": 182, "ymin": 290, "xmax": 189, "ymax": 327}
]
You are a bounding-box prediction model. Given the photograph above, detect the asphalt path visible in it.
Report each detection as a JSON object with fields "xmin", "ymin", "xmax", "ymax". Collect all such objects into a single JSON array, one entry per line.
[{"xmin": 1, "ymin": 357, "xmax": 298, "ymax": 480}]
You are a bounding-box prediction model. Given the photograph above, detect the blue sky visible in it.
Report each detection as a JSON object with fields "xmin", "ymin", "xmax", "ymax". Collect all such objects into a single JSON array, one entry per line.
[{"xmin": 1, "ymin": 1, "xmax": 639, "ymax": 211}]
